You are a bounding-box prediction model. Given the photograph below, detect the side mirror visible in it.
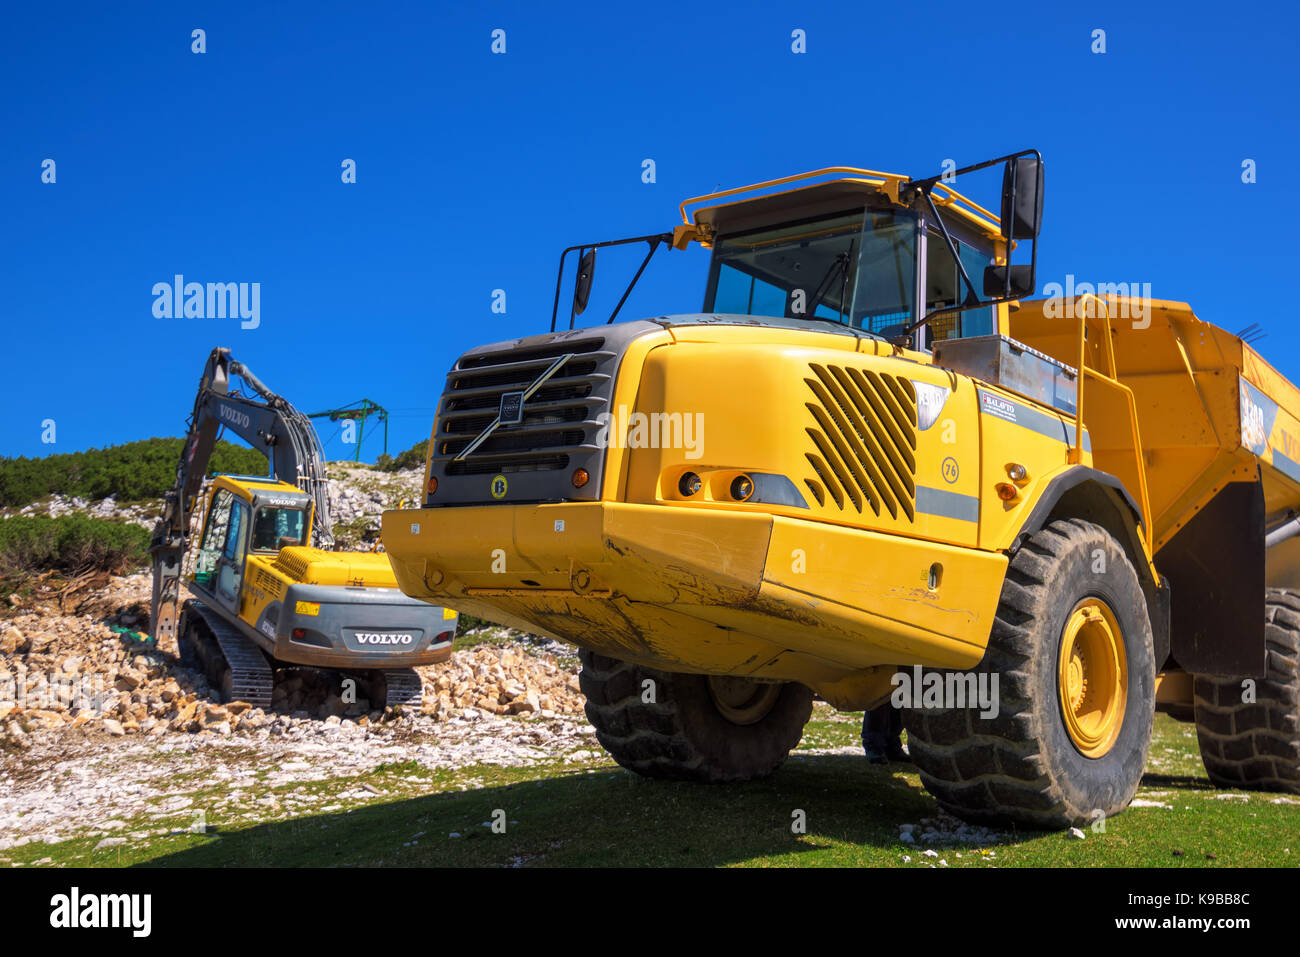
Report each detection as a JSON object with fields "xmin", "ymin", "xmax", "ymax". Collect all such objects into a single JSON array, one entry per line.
[
  {"xmin": 1001, "ymin": 155, "xmax": 1044, "ymax": 240},
  {"xmin": 984, "ymin": 265, "xmax": 1035, "ymax": 299},
  {"xmin": 573, "ymin": 248, "xmax": 597, "ymax": 316}
]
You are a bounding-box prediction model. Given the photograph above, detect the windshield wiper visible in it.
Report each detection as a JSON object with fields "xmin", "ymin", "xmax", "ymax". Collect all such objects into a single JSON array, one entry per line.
[{"xmin": 801, "ymin": 239, "xmax": 855, "ymax": 323}]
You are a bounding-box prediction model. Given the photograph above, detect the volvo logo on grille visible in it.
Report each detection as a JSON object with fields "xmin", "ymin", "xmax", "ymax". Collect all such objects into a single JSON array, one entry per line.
[
  {"xmin": 499, "ymin": 391, "xmax": 524, "ymax": 425},
  {"xmin": 453, "ymin": 352, "xmax": 575, "ymax": 462}
]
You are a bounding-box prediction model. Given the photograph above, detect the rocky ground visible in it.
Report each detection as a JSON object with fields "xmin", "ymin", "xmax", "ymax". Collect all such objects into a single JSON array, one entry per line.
[
  {"xmin": 0, "ymin": 462, "xmax": 605, "ymax": 848},
  {"xmin": 0, "ymin": 568, "xmax": 595, "ymax": 847}
]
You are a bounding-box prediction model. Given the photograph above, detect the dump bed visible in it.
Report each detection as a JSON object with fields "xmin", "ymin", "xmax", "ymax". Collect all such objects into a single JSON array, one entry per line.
[
  {"xmin": 1009, "ymin": 295, "xmax": 1300, "ymax": 672},
  {"xmin": 1010, "ymin": 295, "xmax": 1300, "ymax": 536}
]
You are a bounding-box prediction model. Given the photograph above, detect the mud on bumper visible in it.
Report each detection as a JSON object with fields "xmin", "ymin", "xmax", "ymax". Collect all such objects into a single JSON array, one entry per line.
[{"xmin": 382, "ymin": 501, "xmax": 1006, "ymax": 688}]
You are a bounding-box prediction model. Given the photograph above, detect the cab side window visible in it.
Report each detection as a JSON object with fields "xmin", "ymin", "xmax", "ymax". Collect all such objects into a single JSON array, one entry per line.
[
  {"xmin": 195, "ymin": 489, "xmax": 234, "ymax": 584},
  {"xmin": 924, "ymin": 233, "xmax": 995, "ymax": 345},
  {"xmin": 222, "ymin": 500, "xmax": 249, "ymax": 567}
]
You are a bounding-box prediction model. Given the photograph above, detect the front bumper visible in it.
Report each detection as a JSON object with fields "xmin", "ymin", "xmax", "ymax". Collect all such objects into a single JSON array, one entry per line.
[{"xmin": 382, "ymin": 501, "xmax": 1005, "ymax": 686}]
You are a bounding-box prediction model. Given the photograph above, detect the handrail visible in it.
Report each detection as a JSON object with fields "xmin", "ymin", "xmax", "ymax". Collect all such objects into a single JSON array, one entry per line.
[
  {"xmin": 677, "ymin": 166, "xmax": 1002, "ymax": 235},
  {"xmin": 1071, "ymin": 294, "xmax": 1157, "ymax": 566}
]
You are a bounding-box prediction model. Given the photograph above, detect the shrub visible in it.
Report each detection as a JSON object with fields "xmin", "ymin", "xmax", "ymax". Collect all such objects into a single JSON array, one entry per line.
[
  {"xmin": 378, "ymin": 439, "xmax": 428, "ymax": 473},
  {"xmin": 0, "ymin": 515, "xmax": 151, "ymax": 577},
  {"xmin": 0, "ymin": 438, "xmax": 268, "ymax": 507}
]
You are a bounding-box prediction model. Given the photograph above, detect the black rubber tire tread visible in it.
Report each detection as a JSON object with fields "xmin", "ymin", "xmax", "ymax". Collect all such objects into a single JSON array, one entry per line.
[
  {"xmin": 578, "ymin": 649, "xmax": 813, "ymax": 783},
  {"xmin": 1193, "ymin": 588, "xmax": 1300, "ymax": 793},
  {"xmin": 902, "ymin": 518, "xmax": 1156, "ymax": 829}
]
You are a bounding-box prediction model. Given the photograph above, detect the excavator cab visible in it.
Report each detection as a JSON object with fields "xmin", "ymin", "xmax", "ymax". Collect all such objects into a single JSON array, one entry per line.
[{"xmin": 193, "ymin": 476, "xmax": 309, "ymax": 614}]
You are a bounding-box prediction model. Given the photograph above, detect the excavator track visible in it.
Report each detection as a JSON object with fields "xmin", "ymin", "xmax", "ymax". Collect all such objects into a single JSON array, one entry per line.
[
  {"xmin": 185, "ymin": 601, "xmax": 274, "ymax": 708},
  {"xmin": 380, "ymin": 668, "xmax": 423, "ymax": 711}
]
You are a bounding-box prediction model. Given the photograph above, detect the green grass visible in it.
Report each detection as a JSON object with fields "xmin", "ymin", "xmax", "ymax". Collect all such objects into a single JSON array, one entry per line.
[{"xmin": 5, "ymin": 712, "xmax": 1297, "ymax": 868}]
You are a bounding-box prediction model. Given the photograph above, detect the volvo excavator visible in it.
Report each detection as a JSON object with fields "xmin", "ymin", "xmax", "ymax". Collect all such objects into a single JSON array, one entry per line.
[{"xmin": 148, "ymin": 348, "xmax": 457, "ymax": 712}]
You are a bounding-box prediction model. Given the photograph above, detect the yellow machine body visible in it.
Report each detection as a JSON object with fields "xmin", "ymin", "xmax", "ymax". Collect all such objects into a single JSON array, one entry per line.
[{"xmin": 384, "ymin": 167, "xmax": 1300, "ymax": 710}]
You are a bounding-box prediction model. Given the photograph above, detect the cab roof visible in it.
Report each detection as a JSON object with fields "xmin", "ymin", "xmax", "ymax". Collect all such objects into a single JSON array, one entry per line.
[
  {"xmin": 680, "ymin": 167, "xmax": 1003, "ymax": 246},
  {"xmin": 213, "ymin": 474, "xmax": 311, "ymax": 506}
]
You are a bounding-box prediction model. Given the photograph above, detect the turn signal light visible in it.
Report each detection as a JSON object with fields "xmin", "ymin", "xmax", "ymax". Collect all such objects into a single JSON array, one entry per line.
[
  {"xmin": 995, "ymin": 482, "xmax": 1019, "ymax": 502},
  {"xmin": 571, "ymin": 468, "xmax": 589, "ymax": 489},
  {"xmin": 426, "ymin": 476, "xmax": 438, "ymax": 495}
]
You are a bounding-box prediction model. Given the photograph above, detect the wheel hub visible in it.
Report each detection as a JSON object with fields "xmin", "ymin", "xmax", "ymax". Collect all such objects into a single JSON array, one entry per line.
[
  {"xmin": 1058, "ymin": 598, "xmax": 1128, "ymax": 758},
  {"xmin": 707, "ymin": 676, "xmax": 782, "ymax": 725}
]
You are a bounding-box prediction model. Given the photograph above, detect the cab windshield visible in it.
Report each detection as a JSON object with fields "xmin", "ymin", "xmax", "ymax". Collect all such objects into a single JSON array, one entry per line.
[
  {"xmin": 250, "ymin": 506, "xmax": 307, "ymax": 553},
  {"xmin": 704, "ymin": 207, "xmax": 917, "ymax": 337},
  {"xmin": 703, "ymin": 205, "xmax": 997, "ymax": 343}
]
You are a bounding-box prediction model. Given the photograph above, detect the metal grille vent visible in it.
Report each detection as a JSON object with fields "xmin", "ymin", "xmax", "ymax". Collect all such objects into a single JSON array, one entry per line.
[
  {"xmin": 801, "ymin": 363, "xmax": 917, "ymax": 519},
  {"xmin": 436, "ymin": 338, "xmax": 614, "ymax": 476}
]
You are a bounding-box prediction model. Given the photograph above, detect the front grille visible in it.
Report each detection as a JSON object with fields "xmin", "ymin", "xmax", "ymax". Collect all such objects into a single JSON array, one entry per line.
[
  {"xmin": 434, "ymin": 337, "xmax": 617, "ymax": 480},
  {"xmin": 801, "ymin": 363, "xmax": 917, "ymax": 520}
]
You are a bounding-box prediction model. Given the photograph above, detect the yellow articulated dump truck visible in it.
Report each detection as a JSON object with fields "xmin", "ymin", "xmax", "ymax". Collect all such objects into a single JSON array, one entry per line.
[{"xmin": 384, "ymin": 151, "xmax": 1300, "ymax": 827}]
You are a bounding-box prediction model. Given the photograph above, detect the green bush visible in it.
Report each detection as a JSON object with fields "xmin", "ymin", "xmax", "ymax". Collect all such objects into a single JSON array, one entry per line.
[
  {"xmin": 378, "ymin": 439, "xmax": 428, "ymax": 473},
  {"xmin": 0, "ymin": 515, "xmax": 151, "ymax": 577},
  {"xmin": 0, "ymin": 438, "xmax": 267, "ymax": 507}
]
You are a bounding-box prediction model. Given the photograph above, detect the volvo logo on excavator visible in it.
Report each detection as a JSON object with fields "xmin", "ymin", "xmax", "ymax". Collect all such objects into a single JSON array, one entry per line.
[
  {"xmin": 219, "ymin": 403, "xmax": 251, "ymax": 429},
  {"xmin": 354, "ymin": 632, "xmax": 415, "ymax": 645}
]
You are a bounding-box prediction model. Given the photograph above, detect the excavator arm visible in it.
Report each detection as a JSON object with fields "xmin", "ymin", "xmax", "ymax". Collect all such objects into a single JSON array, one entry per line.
[{"xmin": 148, "ymin": 347, "xmax": 336, "ymax": 643}]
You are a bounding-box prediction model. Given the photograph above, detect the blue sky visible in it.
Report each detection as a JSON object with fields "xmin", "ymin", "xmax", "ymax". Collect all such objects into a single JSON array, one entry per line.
[{"xmin": 2, "ymin": 0, "xmax": 1296, "ymax": 462}]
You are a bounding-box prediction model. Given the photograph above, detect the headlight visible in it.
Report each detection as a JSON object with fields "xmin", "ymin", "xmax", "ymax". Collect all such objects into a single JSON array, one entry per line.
[{"xmin": 912, "ymin": 381, "xmax": 951, "ymax": 431}]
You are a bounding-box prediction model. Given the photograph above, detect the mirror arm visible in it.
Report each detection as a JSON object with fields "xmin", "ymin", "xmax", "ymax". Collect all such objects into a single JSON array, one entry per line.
[
  {"xmin": 895, "ymin": 189, "xmax": 981, "ymax": 342},
  {"xmin": 606, "ymin": 235, "xmax": 668, "ymax": 326},
  {"xmin": 550, "ymin": 233, "xmax": 673, "ymax": 332}
]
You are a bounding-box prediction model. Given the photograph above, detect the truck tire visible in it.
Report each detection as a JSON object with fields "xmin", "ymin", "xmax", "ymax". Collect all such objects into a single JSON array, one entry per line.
[
  {"xmin": 578, "ymin": 649, "xmax": 813, "ymax": 782},
  {"xmin": 1193, "ymin": 588, "xmax": 1300, "ymax": 793},
  {"xmin": 903, "ymin": 518, "xmax": 1156, "ymax": 829}
]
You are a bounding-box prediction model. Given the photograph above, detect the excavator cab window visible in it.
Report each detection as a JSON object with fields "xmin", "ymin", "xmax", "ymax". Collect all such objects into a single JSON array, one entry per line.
[
  {"xmin": 194, "ymin": 486, "xmax": 250, "ymax": 610},
  {"xmin": 195, "ymin": 488, "xmax": 235, "ymax": 586},
  {"xmin": 251, "ymin": 506, "xmax": 306, "ymax": 553},
  {"xmin": 216, "ymin": 498, "xmax": 249, "ymax": 608}
]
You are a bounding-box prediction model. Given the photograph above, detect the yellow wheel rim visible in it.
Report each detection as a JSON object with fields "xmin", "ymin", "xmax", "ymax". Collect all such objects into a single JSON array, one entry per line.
[
  {"xmin": 1058, "ymin": 598, "xmax": 1128, "ymax": 758},
  {"xmin": 707, "ymin": 676, "xmax": 782, "ymax": 726}
]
